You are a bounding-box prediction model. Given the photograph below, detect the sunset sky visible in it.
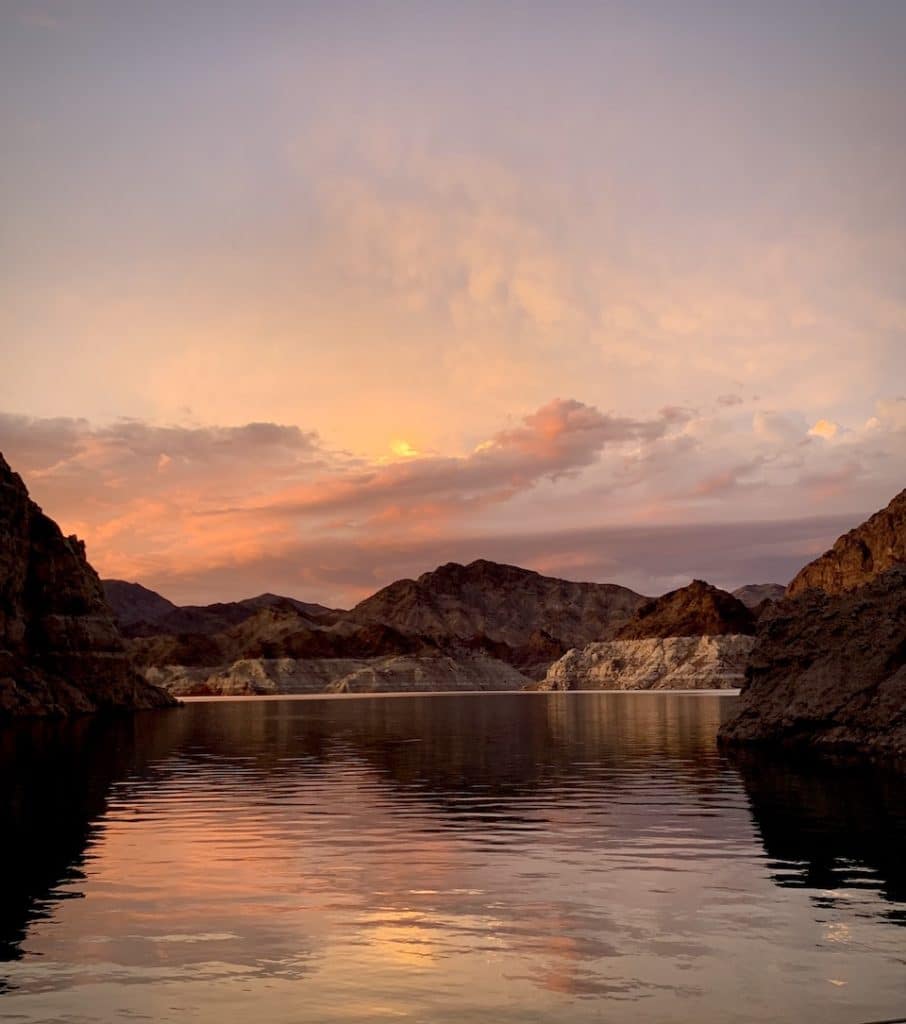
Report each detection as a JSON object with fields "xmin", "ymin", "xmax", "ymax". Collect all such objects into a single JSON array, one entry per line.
[{"xmin": 2, "ymin": 1, "xmax": 905, "ymax": 606}]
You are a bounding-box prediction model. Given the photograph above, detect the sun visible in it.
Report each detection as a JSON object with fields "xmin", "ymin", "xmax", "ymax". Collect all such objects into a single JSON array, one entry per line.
[{"xmin": 390, "ymin": 440, "xmax": 420, "ymax": 458}]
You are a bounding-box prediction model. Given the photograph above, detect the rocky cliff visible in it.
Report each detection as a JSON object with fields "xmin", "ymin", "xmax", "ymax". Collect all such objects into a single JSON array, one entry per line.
[
  {"xmin": 616, "ymin": 580, "xmax": 755, "ymax": 639},
  {"xmin": 787, "ymin": 488, "xmax": 906, "ymax": 597},
  {"xmin": 539, "ymin": 635, "xmax": 755, "ymax": 691},
  {"xmin": 0, "ymin": 455, "xmax": 174, "ymax": 716},
  {"xmin": 719, "ymin": 567, "xmax": 905, "ymax": 756},
  {"xmin": 720, "ymin": 488, "xmax": 906, "ymax": 757}
]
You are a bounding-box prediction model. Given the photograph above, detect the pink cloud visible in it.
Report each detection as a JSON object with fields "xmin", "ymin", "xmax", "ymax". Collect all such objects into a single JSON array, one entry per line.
[{"xmin": 0, "ymin": 395, "xmax": 902, "ymax": 606}]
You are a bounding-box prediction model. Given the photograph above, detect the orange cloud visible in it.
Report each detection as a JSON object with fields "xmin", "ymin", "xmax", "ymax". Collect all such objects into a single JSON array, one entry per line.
[{"xmin": 0, "ymin": 394, "xmax": 901, "ymax": 606}]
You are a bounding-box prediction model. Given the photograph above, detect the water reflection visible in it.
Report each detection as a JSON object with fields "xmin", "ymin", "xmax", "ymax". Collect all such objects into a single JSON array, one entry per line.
[
  {"xmin": 730, "ymin": 749, "xmax": 906, "ymax": 922},
  {"xmin": 0, "ymin": 694, "xmax": 904, "ymax": 1023}
]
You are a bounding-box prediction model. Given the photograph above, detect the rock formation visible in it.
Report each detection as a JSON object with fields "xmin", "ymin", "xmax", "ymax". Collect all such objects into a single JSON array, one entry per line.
[
  {"xmin": 125, "ymin": 605, "xmax": 437, "ymax": 668},
  {"xmin": 720, "ymin": 489, "xmax": 906, "ymax": 757},
  {"xmin": 348, "ymin": 559, "xmax": 646, "ymax": 647},
  {"xmin": 112, "ymin": 560, "xmax": 648, "ymax": 687},
  {"xmin": 786, "ymin": 488, "xmax": 906, "ymax": 597},
  {"xmin": 0, "ymin": 455, "xmax": 174, "ymax": 716},
  {"xmin": 732, "ymin": 583, "xmax": 786, "ymax": 608},
  {"xmin": 616, "ymin": 580, "xmax": 755, "ymax": 639},
  {"xmin": 539, "ymin": 635, "xmax": 755, "ymax": 691},
  {"xmin": 104, "ymin": 580, "xmax": 337, "ymax": 636},
  {"xmin": 146, "ymin": 652, "xmax": 529, "ymax": 697}
]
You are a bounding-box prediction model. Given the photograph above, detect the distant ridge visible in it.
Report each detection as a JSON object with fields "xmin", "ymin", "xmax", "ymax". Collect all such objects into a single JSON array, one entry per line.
[{"xmin": 102, "ymin": 580, "xmax": 338, "ymax": 637}]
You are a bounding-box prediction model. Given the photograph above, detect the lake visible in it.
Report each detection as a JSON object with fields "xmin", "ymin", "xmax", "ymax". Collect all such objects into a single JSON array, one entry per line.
[{"xmin": 1, "ymin": 692, "xmax": 904, "ymax": 1023}]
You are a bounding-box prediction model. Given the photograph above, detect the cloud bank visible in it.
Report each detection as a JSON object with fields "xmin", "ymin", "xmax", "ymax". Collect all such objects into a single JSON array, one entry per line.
[{"xmin": 1, "ymin": 394, "xmax": 902, "ymax": 606}]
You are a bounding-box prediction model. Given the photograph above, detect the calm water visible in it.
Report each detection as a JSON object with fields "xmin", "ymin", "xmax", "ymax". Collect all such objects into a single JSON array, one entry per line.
[{"xmin": 1, "ymin": 692, "xmax": 905, "ymax": 1023}]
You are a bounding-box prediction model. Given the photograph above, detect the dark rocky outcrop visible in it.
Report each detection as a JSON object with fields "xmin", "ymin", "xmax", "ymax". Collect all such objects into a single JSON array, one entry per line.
[
  {"xmin": 103, "ymin": 580, "xmax": 337, "ymax": 637},
  {"xmin": 787, "ymin": 488, "xmax": 906, "ymax": 597},
  {"xmin": 719, "ymin": 567, "xmax": 906, "ymax": 756},
  {"xmin": 720, "ymin": 488, "xmax": 906, "ymax": 758},
  {"xmin": 0, "ymin": 455, "xmax": 175, "ymax": 717},
  {"xmin": 348, "ymin": 559, "xmax": 646, "ymax": 647},
  {"xmin": 616, "ymin": 580, "xmax": 755, "ymax": 640}
]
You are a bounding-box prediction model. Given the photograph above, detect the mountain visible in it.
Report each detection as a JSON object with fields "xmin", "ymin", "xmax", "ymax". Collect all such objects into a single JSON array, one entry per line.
[
  {"xmin": 616, "ymin": 580, "xmax": 755, "ymax": 639},
  {"xmin": 720, "ymin": 489, "xmax": 906, "ymax": 757},
  {"xmin": 103, "ymin": 580, "xmax": 338, "ymax": 637},
  {"xmin": 121, "ymin": 559, "xmax": 647, "ymax": 696},
  {"xmin": 348, "ymin": 559, "xmax": 646, "ymax": 647},
  {"xmin": 102, "ymin": 580, "xmax": 178, "ymax": 627},
  {"xmin": 0, "ymin": 455, "xmax": 174, "ymax": 716},
  {"xmin": 786, "ymin": 488, "xmax": 906, "ymax": 597},
  {"xmin": 127, "ymin": 604, "xmax": 434, "ymax": 668},
  {"xmin": 732, "ymin": 584, "xmax": 786, "ymax": 608}
]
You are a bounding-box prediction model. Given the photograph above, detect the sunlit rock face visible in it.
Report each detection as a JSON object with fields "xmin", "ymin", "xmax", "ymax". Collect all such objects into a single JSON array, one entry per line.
[
  {"xmin": 539, "ymin": 636, "xmax": 755, "ymax": 691},
  {"xmin": 145, "ymin": 653, "xmax": 529, "ymax": 696},
  {"xmin": 786, "ymin": 488, "xmax": 906, "ymax": 597},
  {"xmin": 721, "ymin": 489, "xmax": 906, "ymax": 757},
  {"xmin": 616, "ymin": 580, "xmax": 755, "ymax": 640},
  {"xmin": 0, "ymin": 454, "xmax": 175, "ymax": 716}
]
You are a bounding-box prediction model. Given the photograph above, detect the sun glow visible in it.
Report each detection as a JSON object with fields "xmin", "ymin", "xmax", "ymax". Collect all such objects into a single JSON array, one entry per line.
[{"xmin": 391, "ymin": 440, "xmax": 420, "ymax": 458}]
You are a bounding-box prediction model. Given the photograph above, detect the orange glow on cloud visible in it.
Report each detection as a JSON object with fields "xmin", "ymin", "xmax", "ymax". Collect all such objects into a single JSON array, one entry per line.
[{"xmin": 0, "ymin": 393, "xmax": 902, "ymax": 606}]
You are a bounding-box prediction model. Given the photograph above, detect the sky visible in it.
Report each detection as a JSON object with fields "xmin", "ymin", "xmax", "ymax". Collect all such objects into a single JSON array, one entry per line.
[{"xmin": 1, "ymin": 1, "xmax": 904, "ymax": 606}]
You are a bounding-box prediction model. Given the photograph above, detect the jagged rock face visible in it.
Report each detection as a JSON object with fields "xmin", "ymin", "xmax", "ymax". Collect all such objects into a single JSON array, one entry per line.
[
  {"xmin": 787, "ymin": 488, "xmax": 906, "ymax": 597},
  {"xmin": 732, "ymin": 584, "xmax": 786, "ymax": 608},
  {"xmin": 349, "ymin": 559, "xmax": 646, "ymax": 647},
  {"xmin": 616, "ymin": 580, "xmax": 755, "ymax": 639},
  {"xmin": 719, "ymin": 568, "xmax": 906, "ymax": 756},
  {"xmin": 146, "ymin": 653, "xmax": 529, "ymax": 697},
  {"xmin": 540, "ymin": 635, "xmax": 755, "ymax": 691},
  {"xmin": 0, "ymin": 455, "xmax": 174, "ymax": 716}
]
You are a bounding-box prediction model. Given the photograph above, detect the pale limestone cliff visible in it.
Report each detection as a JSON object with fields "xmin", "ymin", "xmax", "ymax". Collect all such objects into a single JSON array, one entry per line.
[
  {"xmin": 145, "ymin": 652, "xmax": 530, "ymax": 697},
  {"xmin": 539, "ymin": 635, "xmax": 756, "ymax": 691}
]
